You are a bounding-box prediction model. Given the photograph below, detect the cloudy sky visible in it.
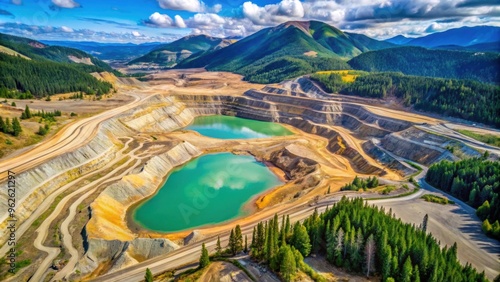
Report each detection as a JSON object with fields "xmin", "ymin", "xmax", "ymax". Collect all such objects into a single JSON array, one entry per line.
[{"xmin": 0, "ymin": 0, "xmax": 499, "ymax": 43}]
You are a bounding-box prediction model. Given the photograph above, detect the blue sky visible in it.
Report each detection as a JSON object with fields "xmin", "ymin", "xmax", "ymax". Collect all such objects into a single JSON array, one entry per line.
[{"xmin": 0, "ymin": 0, "xmax": 499, "ymax": 43}]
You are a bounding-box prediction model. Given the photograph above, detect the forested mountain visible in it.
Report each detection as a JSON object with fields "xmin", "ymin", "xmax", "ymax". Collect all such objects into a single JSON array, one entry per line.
[
  {"xmin": 385, "ymin": 35, "xmax": 413, "ymax": 45},
  {"xmin": 176, "ymin": 21, "xmax": 393, "ymax": 83},
  {"xmin": 0, "ymin": 53, "xmax": 112, "ymax": 97},
  {"xmin": 128, "ymin": 35, "xmax": 232, "ymax": 66},
  {"xmin": 404, "ymin": 26, "xmax": 500, "ymax": 49},
  {"xmin": 0, "ymin": 33, "xmax": 115, "ymax": 73},
  {"xmin": 41, "ymin": 40, "xmax": 162, "ymax": 61},
  {"xmin": 0, "ymin": 33, "xmax": 114, "ymax": 97},
  {"xmin": 311, "ymin": 72, "xmax": 500, "ymax": 126},
  {"xmin": 348, "ymin": 47, "xmax": 500, "ymax": 84},
  {"xmin": 426, "ymin": 158, "xmax": 500, "ymax": 240}
]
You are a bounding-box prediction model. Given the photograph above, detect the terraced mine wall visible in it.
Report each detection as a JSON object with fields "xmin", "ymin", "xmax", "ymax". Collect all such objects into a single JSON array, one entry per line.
[
  {"xmin": 172, "ymin": 92, "xmax": 414, "ymax": 175},
  {"xmin": 0, "ymin": 118, "xmax": 131, "ymax": 247},
  {"xmin": 78, "ymin": 141, "xmax": 201, "ymax": 275}
]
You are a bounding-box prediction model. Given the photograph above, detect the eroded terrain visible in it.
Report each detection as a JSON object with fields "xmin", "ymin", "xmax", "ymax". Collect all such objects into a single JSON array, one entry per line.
[{"xmin": 0, "ymin": 70, "xmax": 498, "ymax": 281}]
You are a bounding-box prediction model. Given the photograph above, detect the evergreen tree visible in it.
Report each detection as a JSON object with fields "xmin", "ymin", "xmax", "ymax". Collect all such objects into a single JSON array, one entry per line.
[
  {"xmin": 413, "ymin": 265, "xmax": 421, "ymax": 282},
  {"xmin": 291, "ymin": 223, "xmax": 311, "ymax": 257},
  {"xmin": 4, "ymin": 117, "xmax": 12, "ymax": 134},
  {"xmin": 477, "ymin": 201, "xmax": 490, "ymax": 220},
  {"xmin": 235, "ymin": 225, "xmax": 243, "ymax": 254},
  {"xmin": 0, "ymin": 116, "xmax": 4, "ymax": 133},
  {"xmin": 12, "ymin": 117, "xmax": 22, "ymax": 136},
  {"xmin": 215, "ymin": 236, "xmax": 222, "ymax": 256},
  {"xmin": 145, "ymin": 268, "xmax": 153, "ymax": 282},
  {"xmin": 285, "ymin": 215, "xmax": 291, "ymax": 239},
  {"xmin": 401, "ymin": 257, "xmax": 413, "ymax": 282},
  {"xmin": 279, "ymin": 245, "xmax": 296, "ymax": 282},
  {"xmin": 199, "ymin": 243, "xmax": 210, "ymax": 268},
  {"xmin": 24, "ymin": 105, "xmax": 31, "ymax": 119},
  {"xmin": 228, "ymin": 229, "xmax": 237, "ymax": 255},
  {"xmin": 244, "ymin": 235, "xmax": 248, "ymax": 253}
]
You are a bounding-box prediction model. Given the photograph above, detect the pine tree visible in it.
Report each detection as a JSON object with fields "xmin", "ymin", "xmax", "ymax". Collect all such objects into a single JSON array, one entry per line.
[
  {"xmin": 228, "ymin": 229, "xmax": 237, "ymax": 255},
  {"xmin": 291, "ymin": 223, "xmax": 311, "ymax": 257},
  {"xmin": 279, "ymin": 245, "xmax": 296, "ymax": 282},
  {"xmin": 199, "ymin": 243, "xmax": 210, "ymax": 268},
  {"xmin": 244, "ymin": 235, "xmax": 248, "ymax": 253},
  {"xmin": 401, "ymin": 257, "xmax": 413, "ymax": 282},
  {"xmin": 476, "ymin": 201, "xmax": 490, "ymax": 220},
  {"xmin": 24, "ymin": 105, "xmax": 31, "ymax": 119},
  {"xmin": 413, "ymin": 265, "xmax": 421, "ymax": 282},
  {"xmin": 0, "ymin": 116, "xmax": 4, "ymax": 133},
  {"xmin": 235, "ymin": 225, "xmax": 243, "ymax": 254},
  {"xmin": 285, "ymin": 215, "xmax": 291, "ymax": 239},
  {"xmin": 12, "ymin": 117, "xmax": 22, "ymax": 136},
  {"xmin": 145, "ymin": 268, "xmax": 153, "ymax": 282},
  {"xmin": 4, "ymin": 117, "xmax": 12, "ymax": 134},
  {"xmin": 215, "ymin": 236, "xmax": 222, "ymax": 256}
]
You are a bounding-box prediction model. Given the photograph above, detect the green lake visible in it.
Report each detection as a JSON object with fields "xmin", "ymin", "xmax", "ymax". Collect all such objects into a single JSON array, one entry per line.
[
  {"xmin": 133, "ymin": 153, "xmax": 283, "ymax": 232},
  {"xmin": 185, "ymin": 115, "xmax": 293, "ymax": 139}
]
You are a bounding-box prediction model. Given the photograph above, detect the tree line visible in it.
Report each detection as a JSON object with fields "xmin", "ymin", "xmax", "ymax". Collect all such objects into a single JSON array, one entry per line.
[
  {"xmin": 426, "ymin": 157, "xmax": 500, "ymax": 240},
  {"xmin": 347, "ymin": 46, "xmax": 500, "ymax": 84},
  {"xmin": 0, "ymin": 53, "xmax": 113, "ymax": 97},
  {"xmin": 0, "ymin": 116, "xmax": 22, "ymax": 137},
  {"xmin": 190, "ymin": 197, "xmax": 488, "ymax": 282},
  {"xmin": 311, "ymin": 72, "xmax": 500, "ymax": 127},
  {"xmin": 341, "ymin": 176, "xmax": 379, "ymax": 191}
]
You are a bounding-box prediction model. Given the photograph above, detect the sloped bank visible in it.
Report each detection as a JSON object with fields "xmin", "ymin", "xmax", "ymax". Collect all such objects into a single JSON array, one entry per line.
[{"xmin": 77, "ymin": 141, "xmax": 201, "ymax": 276}]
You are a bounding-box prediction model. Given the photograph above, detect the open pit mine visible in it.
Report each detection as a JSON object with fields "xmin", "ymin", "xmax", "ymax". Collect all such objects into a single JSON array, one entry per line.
[{"xmin": 0, "ymin": 71, "xmax": 498, "ymax": 282}]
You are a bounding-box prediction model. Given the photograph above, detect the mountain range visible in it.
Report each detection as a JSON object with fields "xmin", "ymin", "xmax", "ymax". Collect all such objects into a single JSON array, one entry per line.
[
  {"xmin": 175, "ymin": 21, "xmax": 395, "ymax": 82},
  {"xmin": 128, "ymin": 35, "xmax": 232, "ymax": 67},
  {"xmin": 385, "ymin": 26, "xmax": 500, "ymax": 52},
  {"xmin": 40, "ymin": 40, "xmax": 162, "ymax": 61},
  {"xmin": 130, "ymin": 21, "xmax": 498, "ymax": 84}
]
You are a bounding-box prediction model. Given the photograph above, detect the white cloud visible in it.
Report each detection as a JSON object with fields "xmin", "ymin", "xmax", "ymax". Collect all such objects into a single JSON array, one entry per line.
[
  {"xmin": 278, "ymin": 0, "xmax": 304, "ymax": 18},
  {"xmin": 212, "ymin": 4, "xmax": 222, "ymax": 13},
  {"xmin": 147, "ymin": 12, "xmax": 174, "ymax": 27},
  {"xmin": 242, "ymin": 0, "xmax": 306, "ymax": 26},
  {"xmin": 60, "ymin": 26, "xmax": 74, "ymax": 33},
  {"xmin": 157, "ymin": 0, "xmax": 203, "ymax": 12},
  {"xmin": 145, "ymin": 12, "xmax": 188, "ymax": 28},
  {"xmin": 51, "ymin": 0, "xmax": 80, "ymax": 8},
  {"xmin": 175, "ymin": 15, "xmax": 187, "ymax": 28},
  {"xmin": 0, "ymin": 22, "xmax": 182, "ymax": 43}
]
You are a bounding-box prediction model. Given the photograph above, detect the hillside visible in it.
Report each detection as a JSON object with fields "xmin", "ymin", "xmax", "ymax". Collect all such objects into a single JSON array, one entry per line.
[
  {"xmin": 406, "ymin": 26, "xmax": 500, "ymax": 48},
  {"xmin": 41, "ymin": 40, "xmax": 161, "ymax": 61},
  {"xmin": 177, "ymin": 21, "xmax": 394, "ymax": 83},
  {"xmin": 0, "ymin": 33, "xmax": 114, "ymax": 97},
  {"xmin": 311, "ymin": 71, "xmax": 500, "ymax": 126},
  {"xmin": 128, "ymin": 35, "xmax": 231, "ymax": 66},
  {"xmin": 0, "ymin": 33, "xmax": 116, "ymax": 73},
  {"xmin": 385, "ymin": 35, "xmax": 413, "ymax": 45},
  {"xmin": 348, "ymin": 46, "xmax": 500, "ymax": 83}
]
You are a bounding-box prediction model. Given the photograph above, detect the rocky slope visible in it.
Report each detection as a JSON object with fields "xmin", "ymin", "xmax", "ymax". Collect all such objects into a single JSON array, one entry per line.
[{"xmin": 78, "ymin": 141, "xmax": 201, "ymax": 275}]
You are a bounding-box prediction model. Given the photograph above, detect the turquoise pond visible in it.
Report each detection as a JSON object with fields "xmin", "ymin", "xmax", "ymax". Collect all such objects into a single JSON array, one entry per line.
[
  {"xmin": 185, "ymin": 115, "xmax": 293, "ymax": 139},
  {"xmin": 132, "ymin": 153, "xmax": 284, "ymax": 232}
]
